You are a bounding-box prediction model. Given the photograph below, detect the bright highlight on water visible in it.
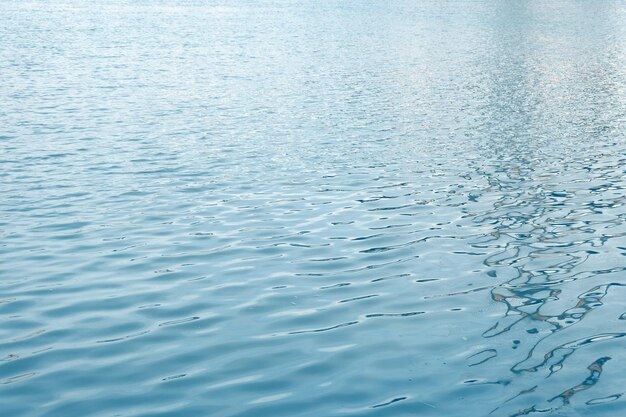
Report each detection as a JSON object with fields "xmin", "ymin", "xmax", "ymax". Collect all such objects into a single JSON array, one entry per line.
[{"xmin": 1, "ymin": 1, "xmax": 626, "ymax": 416}]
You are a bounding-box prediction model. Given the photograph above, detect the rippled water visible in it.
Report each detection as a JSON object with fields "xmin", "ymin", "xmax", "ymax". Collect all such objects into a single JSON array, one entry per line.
[{"xmin": 2, "ymin": 1, "xmax": 626, "ymax": 416}]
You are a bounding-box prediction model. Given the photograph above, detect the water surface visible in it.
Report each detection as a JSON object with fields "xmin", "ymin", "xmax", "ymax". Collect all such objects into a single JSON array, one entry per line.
[{"xmin": 1, "ymin": 1, "xmax": 626, "ymax": 416}]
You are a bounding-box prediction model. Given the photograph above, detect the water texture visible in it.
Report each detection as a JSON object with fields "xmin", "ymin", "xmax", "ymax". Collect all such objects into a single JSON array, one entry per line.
[{"xmin": 1, "ymin": 1, "xmax": 626, "ymax": 416}]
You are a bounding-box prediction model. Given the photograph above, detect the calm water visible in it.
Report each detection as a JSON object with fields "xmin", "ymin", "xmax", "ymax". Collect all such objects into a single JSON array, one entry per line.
[{"xmin": 2, "ymin": 1, "xmax": 626, "ymax": 416}]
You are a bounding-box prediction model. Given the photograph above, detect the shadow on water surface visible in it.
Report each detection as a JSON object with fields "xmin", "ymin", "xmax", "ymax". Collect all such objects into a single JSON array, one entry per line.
[{"xmin": 454, "ymin": 5, "xmax": 626, "ymax": 412}]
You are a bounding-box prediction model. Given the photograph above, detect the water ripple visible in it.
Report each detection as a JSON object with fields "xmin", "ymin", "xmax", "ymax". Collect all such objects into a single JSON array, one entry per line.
[{"xmin": 1, "ymin": 1, "xmax": 625, "ymax": 416}]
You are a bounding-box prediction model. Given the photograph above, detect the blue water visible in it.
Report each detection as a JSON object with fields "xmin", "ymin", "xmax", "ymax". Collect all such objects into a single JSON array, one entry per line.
[{"xmin": 2, "ymin": 1, "xmax": 626, "ymax": 416}]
